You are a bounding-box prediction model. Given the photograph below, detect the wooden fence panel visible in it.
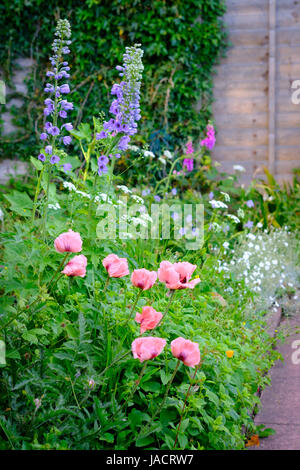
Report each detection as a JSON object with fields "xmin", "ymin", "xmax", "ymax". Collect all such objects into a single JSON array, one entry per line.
[{"xmin": 211, "ymin": 0, "xmax": 300, "ymax": 183}]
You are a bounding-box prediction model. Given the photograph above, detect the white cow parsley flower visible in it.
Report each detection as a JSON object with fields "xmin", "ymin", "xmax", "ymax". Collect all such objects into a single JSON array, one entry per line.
[
  {"xmin": 226, "ymin": 214, "xmax": 240, "ymax": 223},
  {"xmin": 163, "ymin": 150, "xmax": 173, "ymax": 159},
  {"xmin": 131, "ymin": 195, "xmax": 144, "ymax": 204},
  {"xmin": 143, "ymin": 150, "xmax": 155, "ymax": 158},
  {"xmin": 117, "ymin": 185, "xmax": 132, "ymax": 194},
  {"xmin": 63, "ymin": 181, "xmax": 76, "ymax": 191},
  {"xmin": 209, "ymin": 200, "xmax": 228, "ymax": 209}
]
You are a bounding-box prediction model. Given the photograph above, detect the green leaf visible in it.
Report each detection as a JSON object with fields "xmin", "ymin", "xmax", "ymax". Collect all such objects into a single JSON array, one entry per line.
[
  {"xmin": 160, "ymin": 408, "xmax": 177, "ymax": 426},
  {"xmin": 70, "ymin": 123, "xmax": 92, "ymax": 141},
  {"xmin": 99, "ymin": 432, "xmax": 114, "ymax": 443},
  {"xmin": 128, "ymin": 409, "xmax": 145, "ymax": 427},
  {"xmin": 22, "ymin": 331, "xmax": 38, "ymax": 344},
  {"xmin": 5, "ymin": 349, "xmax": 21, "ymax": 360},
  {"xmin": 180, "ymin": 418, "xmax": 190, "ymax": 433},
  {"xmin": 31, "ymin": 328, "xmax": 49, "ymax": 336},
  {"xmin": 65, "ymin": 324, "xmax": 79, "ymax": 339},
  {"xmin": 206, "ymin": 389, "xmax": 220, "ymax": 406},
  {"xmin": 30, "ymin": 156, "xmax": 43, "ymax": 171},
  {"xmin": 135, "ymin": 435, "xmax": 155, "ymax": 447},
  {"xmin": 256, "ymin": 425, "xmax": 276, "ymax": 438},
  {"xmin": 3, "ymin": 190, "xmax": 33, "ymax": 217},
  {"xmin": 178, "ymin": 433, "xmax": 188, "ymax": 449},
  {"xmin": 140, "ymin": 381, "xmax": 160, "ymax": 393},
  {"xmin": 160, "ymin": 369, "xmax": 172, "ymax": 385}
]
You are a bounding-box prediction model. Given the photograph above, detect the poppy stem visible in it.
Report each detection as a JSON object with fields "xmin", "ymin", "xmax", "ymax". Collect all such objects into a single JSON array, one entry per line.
[
  {"xmin": 0, "ymin": 257, "xmax": 68, "ymax": 332},
  {"xmin": 156, "ymin": 290, "xmax": 176, "ymax": 329},
  {"xmin": 47, "ymin": 253, "xmax": 70, "ymax": 288},
  {"xmin": 121, "ymin": 361, "xmax": 148, "ymax": 417},
  {"xmin": 138, "ymin": 359, "xmax": 181, "ymax": 440},
  {"xmin": 123, "ymin": 289, "xmax": 142, "ymax": 329},
  {"xmin": 173, "ymin": 363, "xmax": 199, "ymax": 448},
  {"xmin": 103, "ymin": 277, "xmax": 110, "ymax": 293}
]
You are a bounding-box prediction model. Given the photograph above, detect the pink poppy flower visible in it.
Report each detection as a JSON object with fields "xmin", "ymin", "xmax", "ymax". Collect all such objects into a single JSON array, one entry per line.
[
  {"xmin": 135, "ymin": 306, "xmax": 163, "ymax": 334},
  {"xmin": 62, "ymin": 255, "xmax": 87, "ymax": 277},
  {"xmin": 171, "ymin": 337, "xmax": 200, "ymax": 368},
  {"xmin": 131, "ymin": 337, "xmax": 166, "ymax": 362},
  {"xmin": 54, "ymin": 229, "xmax": 82, "ymax": 253},
  {"xmin": 158, "ymin": 261, "xmax": 200, "ymax": 290},
  {"xmin": 131, "ymin": 269, "xmax": 157, "ymax": 290},
  {"xmin": 102, "ymin": 254, "xmax": 129, "ymax": 278}
]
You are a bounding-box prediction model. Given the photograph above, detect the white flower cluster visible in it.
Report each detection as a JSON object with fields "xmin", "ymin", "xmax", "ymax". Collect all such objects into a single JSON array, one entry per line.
[
  {"xmin": 48, "ymin": 203, "xmax": 61, "ymax": 210},
  {"xmin": 127, "ymin": 144, "xmax": 173, "ymax": 161},
  {"xmin": 218, "ymin": 228, "xmax": 300, "ymax": 311},
  {"xmin": 63, "ymin": 181, "xmax": 91, "ymax": 199},
  {"xmin": 209, "ymin": 200, "xmax": 228, "ymax": 209}
]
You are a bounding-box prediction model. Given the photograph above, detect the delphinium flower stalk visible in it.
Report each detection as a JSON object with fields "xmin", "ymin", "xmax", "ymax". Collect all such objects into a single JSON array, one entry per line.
[
  {"xmin": 95, "ymin": 44, "xmax": 144, "ymax": 192},
  {"xmin": 38, "ymin": 19, "xmax": 73, "ymax": 237}
]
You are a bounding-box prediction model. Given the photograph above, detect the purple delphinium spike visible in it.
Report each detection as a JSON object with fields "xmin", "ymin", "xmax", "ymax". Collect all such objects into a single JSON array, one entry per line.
[
  {"xmin": 98, "ymin": 162, "xmax": 108, "ymax": 176},
  {"xmin": 45, "ymin": 145, "xmax": 53, "ymax": 155},
  {"xmin": 37, "ymin": 19, "xmax": 73, "ymax": 164},
  {"xmin": 98, "ymin": 155, "xmax": 109, "ymax": 166},
  {"xmin": 48, "ymin": 126, "xmax": 60, "ymax": 136},
  {"xmin": 63, "ymin": 123, "xmax": 73, "ymax": 131},
  {"xmin": 96, "ymin": 131, "xmax": 108, "ymax": 140},
  {"xmin": 63, "ymin": 136, "xmax": 72, "ymax": 145},
  {"xmin": 102, "ymin": 44, "xmax": 144, "ymax": 151}
]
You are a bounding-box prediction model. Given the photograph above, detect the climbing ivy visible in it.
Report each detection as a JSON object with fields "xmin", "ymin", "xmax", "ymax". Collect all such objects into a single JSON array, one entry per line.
[{"xmin": 0, "ymin": 0, "xmax": 227, "ymax": 159}]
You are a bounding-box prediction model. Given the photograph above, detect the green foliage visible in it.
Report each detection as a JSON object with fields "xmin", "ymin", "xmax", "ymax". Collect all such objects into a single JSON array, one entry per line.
[
  {"xmin": 0, "ymin": 170, "xmax": 280, "ymax": 450},
  {"xmin": 208, "ymin": 166, "xmax": 300, "ymax": 232},
  {"xmin": 0, "ymin": 0, "xmax": 227, "ymax": 158}
]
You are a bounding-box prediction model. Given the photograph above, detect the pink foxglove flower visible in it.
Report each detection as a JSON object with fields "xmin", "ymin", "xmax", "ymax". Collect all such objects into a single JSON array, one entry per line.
[
  {"xmin": 200, "ymin": 124, "xmax": 216, "ymax": 151},
  {"xmin": 131, "ymin": 269, "xmax": 157, "ymax": 290},
  {"xmin": 54, "ymin": 229, "xmax": 82, "ymax": 253},
  {"xmin": 183, "ymin": 158, "xmax": 194, "ymax": 172},
  {"xmin": 171, "ymin": 337, "xmax": 200, "ymax": 368},
  {"xmin": 62, "ymin": 254, "xmax": 87, "ymax": 277},
  {"xmin": 158, "ymin": 261, "xmax": 200, "ymax": 290},
  {"xmin": 102, "ymin": 254, "xmax": 129, "ymax": 278},
  {"xmin": 131, "ymin": 337, "xmax": 166, "ymax": 362},
  {"xmin": 135, "ymin": 306, "xmax": 163, "ymax": 334},
  {"xmin": 186, "ymin": 141, "xmax": 194, "ymax": 155}
]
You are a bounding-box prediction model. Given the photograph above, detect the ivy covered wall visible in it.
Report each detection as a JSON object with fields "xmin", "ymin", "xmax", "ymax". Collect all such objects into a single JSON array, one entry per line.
[{"xmin": 0, "ymin": 0, "xmax": 227, "ymax": 159}]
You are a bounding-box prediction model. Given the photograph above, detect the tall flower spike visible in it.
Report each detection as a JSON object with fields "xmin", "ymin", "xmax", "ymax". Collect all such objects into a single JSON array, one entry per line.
[
  {"xmin": 200, "ymin": 124, "xmax": 216, "ymax": 151},
  {"xmin": 38, "ymin": 19, "xmax": 73, "ymax": 167},
  {"xmin": 103, "ymin": 44, "xmax": 144, "ymax": 151}
]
